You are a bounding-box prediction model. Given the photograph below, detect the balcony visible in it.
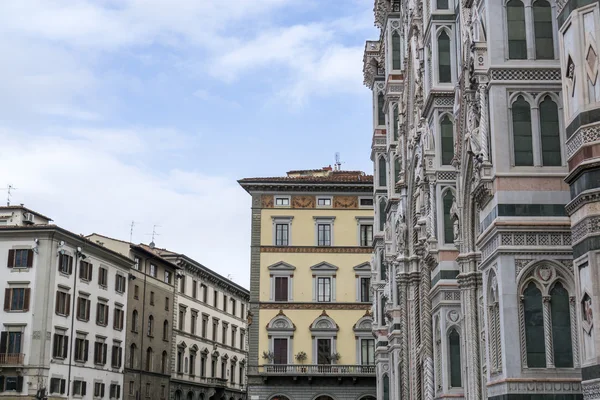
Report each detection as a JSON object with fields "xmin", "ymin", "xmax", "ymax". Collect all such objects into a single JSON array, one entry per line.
[
  {"xmin": 0, "ymin": 353, "xmax": 24, "ymax": 365},
  {"xmin": 260, "ymin": 364, "xmax": 375, "ymax": 376},
  {"xmin": 204, "ymin": 377, "xmax": 228, "ymax": 387}
]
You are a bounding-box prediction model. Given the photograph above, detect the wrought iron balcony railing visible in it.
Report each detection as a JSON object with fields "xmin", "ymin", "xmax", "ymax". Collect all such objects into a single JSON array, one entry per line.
[
  {"xmin": 260, "ymin": 364, "xmax": 375, "ymax": 375},
  {"xmin": 0, "ymin": 353, "xmax": 24, "ymax": 365}
]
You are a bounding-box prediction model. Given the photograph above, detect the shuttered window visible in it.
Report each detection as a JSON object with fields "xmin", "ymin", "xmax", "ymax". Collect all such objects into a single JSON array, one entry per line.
[
  {"xmin": 74, "ymin": 338, "xmax": 89, "ymax": 362},
  {"xmin": 58, "ymin": 254, "xmax": 73, "ymax": 275},
  {"xmin": 79, "ymin": 261, "xmax": 93, "ymax": 281},
  {"xmin": 273, "ymin": 338, "xmax": 288, "ymax": 364},
  {"xmin": 7, "ymin": 249, "xmax": 33, "ymax": 269},
  {"xmin": 3, "ymin": 288, "xmax": 30, "ymax": 312},
  {"xmin": 55, "ymin": 291, "xmax": 70, "ymax": 316},
  {"xmin": 274, "ymin": 277, "xmax": 289, "ymax": 302},
  {"xmin": 76, "ymin": 297, "xmax": 90, "ymax": 321},
  {"xmin": 52, "ymin": 332, "xmax": 68, "ymax": 359},
  {"xmin": 96, "ymin": 303, "xmax": 109, "ymax": 326},
  {"xmin": 114, "ymin": 308, "xmax": 124, "ymax": 330},
  {"xmin": 94, "ymin": 341, "xmax": 108, "ymax": 365}
]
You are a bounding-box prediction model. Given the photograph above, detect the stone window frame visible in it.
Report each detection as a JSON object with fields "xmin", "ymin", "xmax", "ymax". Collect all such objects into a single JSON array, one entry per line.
[
  {"xmin": 447, "ymin": 325, "xmax": 463, "ymax": 389},
  {"xmin": 274, "ymin": 195, "xmax": 291, "ymax": 208},
  {"xmin": 313, "ymin": 216, "xmax": 336, "ymax": 246},
  {"xmin": 432, "ymin": 25, "xmax": 457, "ymax": 86},
  {"xmin": 437, "ymin": 111, "xmax": 455, "ymax": 167},
  {"xmin": 309, "ymin": 314, "xmax": 339, "ymax": 364},
  {"xmin": 517, "ymin": 260, "xmax": 578, "ymax": 370},
  {"xmin": 354, "ymin": 262, "xmax": 372, "ymax": 302},
  {"xmin": 356, "ymin": 217, "xmax": 374, "ymax": 247},
  {"xmin": 438, "ymin": 186, "xmax": 456, "ymax": 247},
  {"xmin": 267, "ymin": 262, "xmax": 295, "ymax": 302},
  {"xmin": 353, "ymin": 316, "xmax": 374, "ymax": 365},
  {"xmin": 503, "ymin": 0, "xmax": 559, "ymax": 61},
  {"xmin": 358, "ymin": 196, "xmax": 374, "ymax": 209},
  {"xmin": 486, "ymin": 269, "xmax": 503, "ymax": 374},
  {"xmin": 311, "ymin": 262, "xmax": 338, "ymax": 302},
  {"xmin": 266, "ymin": 314, "xmax": 295, "ymax": 365},
  {"xmin": 271, "ymin": 216, "xmax": 293, "ymax": 246},
  {"xmin": 507, "ymin": 91, "xmax": 565, "ymax": 168}
]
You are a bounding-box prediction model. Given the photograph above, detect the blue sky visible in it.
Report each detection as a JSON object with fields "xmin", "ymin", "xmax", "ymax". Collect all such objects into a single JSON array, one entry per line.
[{"xmin": 0, "ymin": 0, "xmax": 378, "ymax": 288}]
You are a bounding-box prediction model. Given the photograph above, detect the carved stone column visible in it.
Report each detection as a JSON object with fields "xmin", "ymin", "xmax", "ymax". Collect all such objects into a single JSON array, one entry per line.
[
  {"xmin": 410, "ymin": 268, "xmax": 421, "ymax": 400},
  {"xmin": 543, "ymin": 295, "xmax": 555, "ymax": 368},
  {"xmin": 478, "ymin": 83, "xmax": 489, "ymax": 161},
  {"xmin": 428, "ymin": 180, "xmax": 436, "ymax": 239},
  {"xmin": 421, "ymin": 260, "xmax": 434, "ymax": 400},
  {"xmin": 570, "ymin": 296, "xmax": 580, "ymax": 368},
  {"xmin": 458, "ymin": 270, "xmax": 482, "ymax": 400},
  {"xmin": 397, "ymin": 272, "xmax": 410, "ymax": 400}
]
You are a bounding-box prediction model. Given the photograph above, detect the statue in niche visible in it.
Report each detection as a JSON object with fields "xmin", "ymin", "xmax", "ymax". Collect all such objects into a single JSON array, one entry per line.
[
  {"xmin": 396, "ymin": 216, "xmax": 408, "ymax": 250},
  {"xmin": 450, "ymin": 196, "xmax": 460, "ymax": 242},
  {"xmin": 419, "ymin": 118, "xmax": 434, "ymax": 152},
  {"xmin": 465, "ymin": 104, "xmax": 483, "ymax": 164}
]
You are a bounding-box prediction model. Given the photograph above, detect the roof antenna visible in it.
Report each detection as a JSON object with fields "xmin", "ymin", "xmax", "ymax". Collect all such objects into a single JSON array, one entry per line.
[
  {"xmin": 334, "ymin": 153, "xmax": 342, "ymax": 171},
  {"xmin": 3, "ymin": 184, "xmax": 17, "ymax": 206},
  {"xmin": 129, "ymin": 221, "xmax": 137, "ymax": 243},
  {"xmin": 146, "ymin": 225, "xmax": 161, "ymax": 248}
]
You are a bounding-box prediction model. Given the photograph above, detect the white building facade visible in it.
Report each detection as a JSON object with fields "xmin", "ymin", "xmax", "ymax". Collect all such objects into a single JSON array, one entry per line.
[{"xmin": 0, "ymin": 206, "xmax": 132, "ymax": 399}]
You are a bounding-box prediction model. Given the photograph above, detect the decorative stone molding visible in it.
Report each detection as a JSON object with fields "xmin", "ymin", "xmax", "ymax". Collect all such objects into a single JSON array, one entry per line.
[
  {"xmin": 572, "ymin": 215, "xmax": 600, "ymax": 245},
  {"xmin": 566, "ymin": 125, "xmax": 600, "ymax": 160},
  {"xmin": 490, "ymin": 68, "xmax": 561, "ymax": 81}
]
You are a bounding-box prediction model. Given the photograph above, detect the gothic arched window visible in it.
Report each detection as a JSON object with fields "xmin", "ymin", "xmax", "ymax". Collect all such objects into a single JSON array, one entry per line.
[
  {"xmin": 438, "ymin": 31, "xmax": 451, "ymax": 83},
  {"xmin": 512, "ymin": 96, "xmax": 533, "ymax": 166},
  {"xmin": 392, "ymin": 31, "xmax": 401, "ymax": 70},
  {"xmin": 130, "ymin": 343, "xmax": 137, "ymax": 369},
  {"xmin": 440, "ymin": 115, "xmax": 454, "ymax": 165},
  {"xmin": 443, "ymin": 190, "xmax": 454, "ymax": 244},
  {"xmin": 523, "ymin": 282, "xmax": 546, "ymax": 367},
  {"xmin": 146, "ymin": 347, "xmax": 153, "ymax": 371},
  {"xmin": 379, "ymin": 198, "xmax": 387, "ymax": 232},
  {"xmin": 394, "ymin": 157, "xmax": 401, "ymax": 187},
  {"xmin": 533, "ymin": 0, "xmax": 554, "ymax": 60},
  {"xmin": 551, "ymin": 282, "xmax": 573, "ymax": 367},
  {"xmin": 383, "ymin": 374, "xmax": 390, "ymax": 400},
  {"xmin": 147, "ymin": 315, "xmax": 154, "ymax": 337},
  {"xmin": 132, "ymin": 310, "xmax": 138, "ymax": 333},
  {"xmin": 378, "ymin": 93, "xmax": 385, "ymax": 126},
  {"xmin": 378, "ymin": 157, "xmax": 387, "ymax": 187},
  {"xmin": 162, "ymin": 351, "xmax": 168, "ymax": 374},
  {"xmin": 507, "ymin": 0, "xmax": 527, "ymax": 59},
  {"xmin": 449, "ymin": 328, "xmax": 462, "ymax": 387},
  {"xmin": 163, "ymin": 320, "xmax": 169, "ymax": 341},
  {"xmin": 539, "ymin": 96, "xmax": 561, "ymax": 166}
]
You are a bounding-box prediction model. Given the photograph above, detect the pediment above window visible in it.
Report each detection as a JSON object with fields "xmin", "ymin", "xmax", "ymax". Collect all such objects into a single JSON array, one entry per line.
[
  {"xmin": 267, "ymin": 261, "xmax": 296, "ymax": 271},
  {"xmin": 310, "ymin": 262, "xmax": 338, "ymax": 271},
  {"xmin": 267, "ymin": 312, "xmax": 296, "ymax": 333},
  {"xmin": 310, "ymin": 314, "xmax": 339, "ymax": 332},
  {"xmin": 178, "ymin": 341, "xmax": 187, "ymax": 349},
  {"xmin": 353, "ymin": 262, "xmax": 371, "ymax": 272},
  {"xmin": 353, "ymin": 316, "xmax": 373, "ymax": 333}
]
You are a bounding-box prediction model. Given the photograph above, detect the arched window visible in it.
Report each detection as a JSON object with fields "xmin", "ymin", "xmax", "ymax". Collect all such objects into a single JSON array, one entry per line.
[
  {"xmin": 443, "ymin": 191, "xmax": 454, "ymax": 244},
  {"xmin": 512, "ymin": 96, "xmax": 533, "ymax": 166},
  {"xmin": 379, "ymin": 198, "xmax": 387, "ymax": 232},
  {"xmin": 440, "ymin": 115, "xmax": 454, "ymax": 165},
  {"xmin": 162, "ymin": 351, "xmax": 168, "ymax": 374},
  {"xmin": 539, "ymin": 96, "xmax": 561, "ymax": 166},
  {"xmin": 438, "ymin": 31, "xmax": 451, "ymax": 83},
  {"xmin": 383, "ymin": 374, "xmax": 390, "ymax": 400},
  {"xmin": 187, "ymin": 392, "xmax": 193, "ymax": 400},
  {"xmin": 148, "ymin": 315, "xmax": 154, "ymax": 337},
  {"xmin": 129, "ymin": 343, "xmax": 137, "ymax": 369},
  {"xmin": 378, "ymin": 157, "xmax": 387, "ymax": 187},
  {"xmin": 523, "ymin": 282, "xmax": 546, "ymax": 367},
  {"xmin": 393, "ymin": 104, "xmax": 399, "ymax": 141},
  {"xmin": 533, "ymin": 0, "xmax": 554, "ymax": 59},
  {"xmin": 507, "ymin": 0, "xmax": 527, "ymax": 59},
  {"xmin": 437, "ymin": 0, "xmax": 449, "ymax": 9},
  {"xmin": 392, "ymin": 31, "xmax": 401, "ymax": 70},
  {"xmin": 378, "ymin": 93, "xmax": 385, "ymax": 126},
  {"xmin": 163, "ymin": 320, "xmax": 169, "ymax": 341},
  {"xmin": 175, "ymin": 391, "xmax": 182, "ymax": 400},
  {"xmin": 146, "ymin": 347, "xmax": 153, "ymax": 371},
  {"xmin": 132, "ymin": 310, "xmax": 138, "ymax": 332},
  {"xmin": 449, "ymin": 328, "xmax": 462, "ymax": 387},
  {"xmin": 551, "ymin": 282, "xmax": 573, "ymax": 367}
]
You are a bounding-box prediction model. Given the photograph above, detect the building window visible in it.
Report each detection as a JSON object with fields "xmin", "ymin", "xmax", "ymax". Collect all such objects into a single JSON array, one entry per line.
[
  {"xmin": 440, "ymin": 115, "xmax": 454, "ymax": 165},
  {"xmin": 111, "ymin": 343, "xmax": 123, "ymax": 369},
  {"xmin": 189, "ymin": 351, "xmax": 196, "ymax": 376},
  {"xmin": 98, "ymin": 267, "xmax": 108, "ymax": 287},
  {"xmin": 212, "ymin": 319, "xmax": 218, "ymax": 341},
  {"xmin": 523, "ymin": 282, "xmax": 545, "ymax": 367},
  {"xmin": 149, "ymin": 264, "xmax": 156, "ymax": 277},
  {"xmin": 361, "ymin": 339, "xmax": 375, "ymax": 365},
  {"xmin": 179, "ymin": 275, "xmax": 186, "ymax": 294},
  {"xmin": 164, "ymin": 271, "xmax": 171, "ymax": 284},
  {"xmin": 132, "ymin": 310, "xmax": 139, "ymax": 333},
  {"xmin": 133, "ymin": 257, "xmax": 140, "ymax": 270},
  {"xmin": 241, "ymin": 304, "xmax": 245, "ymax": 319},
  {"xmin": 443, "ymin": 190, "xmax": 455, "ymax": 244},
  {"xmin": 55, "ymin": 291, "xmax": 71, "ymax": 316},
  {"xmin": 222, "ymin": 324, "xmax": 228, "ymax": 345},
  {"xmin": 380, "ymin": 252, "xmax": 386, "ymax": 281},
  {"xmin": 191, "ymin": 312, "xmax": 197, "ymax": 335},
  {"xmin": 317, "ymin": 277, "xmax": 331, "ymax": 302},
  {"xmin": 316, "ymin": 338, "xmax": 332, "ymax": 364},
  {"xmin": 377, "ymin": 93, "xmax": 385, "ymax": 126},
  {"xmin": 202, "ymin": 315, "xmax": 208, "ymax": 338},
  {"xmin": 275, "ymin": 197, "xmax": 290, "ymax": 206},
  {"xmin": 201, "ymin": 356, "xmax": 207, "ymax": 377},
  {"xmin": 201, "ymin": 284, "xmax": 208, "ymax": 303},
  {"xmin": 533, "ymin": 0, "xmax": 554, "ymax": 59},
  {"xmin": 231, "ymin": 327, "xmax": 237, "ymax": 348},
  {"xmin": 79, "ymin": 260, "xmax": 93, "ymax": 281},
  {"xmin": 539, "ymin": 96, "xmax": 562, "ymax": 166},
  {"xmin": 317, "ymin": 224, "xmax": 332, "ymax": 246},
  {"xmin": 273, "ymin": 217, "xmax": 293, "ymax": 246},
  {"xmin": 53, "ymin": 331, "xmax": 68, "ymax": 359},
  {"xmin": 94, "ymin": 382, "xmax": 105, "ymax": 398},
  {"xmin": 179, "ymin": 308, "xmax": 185, "ymax": 331},
  {"xmin": 58, "ymin": 253, "xmax": 73, "ymax": 275},
  {"xmin": 512, "ymin": 95, "xmax": 534, "ymax": 166},
  {"xmin": 147, "ymin": 315, "xmax": 154, "ymax": 337},
  {"xmin": 438, "ymin": 30, "xmax": 451, "ymax": 83},
  {"xmin": 551, "ymin": 282, "xmax": 573, "ymax": 367},
  {"xmin": 150, "ymin": 291, "xmax": 155, "ymax": 305},
  {"xmin": 162, "ymin": 351, "xmax": 168, "ymax": 374},
  {"xmin": 134, "ymin": 285, "xmax": 139, "ymax": 299},
  {"xmin": 177, "ymin": 348, "xmax": 183, "ymax": 373},
  {"xmin": 76, "ymin": 296, "xmax": 90, "ymax": 321},
  {"xmin": 165, "ymin": 297, "xmax": 169, "ymax": 311},
  {"xmin": 360, "ymin": 277, "xmax": 371, "ymax": 302},
  {"xmin": 73, "ymin": 380, "xmax": 86, "ymax": 396},
  {"xmin": 163, "ymin": 320, "xmax": 169, "ymax": 340},
  {"xmin": 383, "ymin": 374, "xmax": 390, "ymax": 400},
  {"xmin": 392, "ymin": 31, "xmax": 401, "ymax": 69},
  {"xmin": 213, "ymin": 290, "xmax": 218, "ymax": 308},
  {"xmin": 129, "ymin": 344, "xmax": 137, "ymax": 369},
  {"xmin": 273, "ymin": 338, "xmax": 288, "ymax": 364},
  {"xmin": 317, "ymin": 197, "xmax": 332, "ymax": 207},
  {"xmin": 0, "ymin": 331, "xmax": 23, "ymax": 360},
  {"xmin": 50, "ymin": 378, "xmax": 66, "ymax": 395},
  {"xmin": 231, "ymin": 299, "xmax": 236, "ymax": 316},
  {"xmin": 360, "ymin": 224, "xmax": 373, "ymax": 247},
  {"xmin": 4, "ymin": 288, "xmax": 30, "ymax": 312},
  {"xmin": 437, "ymin": 0, "xmax": 449, "ymax": 9},
  {"xmin": 240, "ymin": 330, "xmax": 246, "ymax": 350},
  {"xmin": 114, "ymin": 308, "xmax": 124, "ymax": 330},
  {"xmin": 115, "ymin": 275, "xmax": 126, "ymax": 293},
  {"xmin": 223, "ymin": 294, "xmax": 227, "ymax": 313},
  {"xmin": 274, "ymin": 277, "xmax": 289, "ymax": 301},
  {"xmin": 507, "ymin": 0, "xmax": 527, "ymax": 59},
  {"xmin": 7, "ymin": 248, "xmax": 33, "ymax": 269},
  {"xmin": 94, "ymin": 341, "xmax": 108, "ymax": 365},
  {"xmin": 378, "ymin": 156, "xmax": 387, "ymax": 187},
  {"xmin": 109, "ymin": 384, "xmax": 121, "ymax": 400},
  {"xmin": 393, "ymin": 104, "xmax": 399, "ymax": 141},
  {"xmin": 96, "ymin": 303, "xmax": 109, "ymax": 326},
  {"xmin": 192, "ymin": 280, "xmax": 198, "ymax": 298},
  {"xmin": 360, "ymin": 197, "xmax": 374, "ymax": 207},
  {"xmin": 449, "ymin": 328, "xmax": 462, "ymax": 387},
  {"xmin": 146, "ymin": 347, "xmax": 153, "ymax": 371}
]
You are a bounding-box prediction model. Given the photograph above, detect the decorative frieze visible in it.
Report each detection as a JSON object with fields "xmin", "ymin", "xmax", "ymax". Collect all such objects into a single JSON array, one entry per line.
[
  {"xmin": 490, "ymin": 68, "xmax": 561, "ymax": 81},
  {"xmin": 566, "ymin": 125, "xmax": 600, "ymax": 160}
]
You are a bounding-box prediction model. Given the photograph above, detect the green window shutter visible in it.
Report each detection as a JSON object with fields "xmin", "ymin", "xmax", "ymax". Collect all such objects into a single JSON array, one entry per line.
[
  {"xmin": 539, "ymin": 96, "xmax": 562, "ymax": 166},
  {"xmin": 392, "ymin": 31, "xmax": 402, "ymax": 70},
  {"xmin": 551, "ymin": 282, "xmax": 573, "ymax": 367},
  {"xmin": 512, "ymin": 96, "xmax": 534, "ymax": 166},
  {"xmin": 449, "ymin": 329, "xmax": 462, "ymax": 387},
  {"xmin": 533, "ymin": 0, "xmax": 554, "ymax": 60},
  {"xmin": 507, "ymin": 0, "xmax": 527, "ymax": 59},
  {"xmin": 443, "ymin": 191, "xmax": 454, "ymax": 244},
  {"xmin": 438, "ymin": 31, "xmax": 451, "ymax": 83},
  {"xmin": 524, "ymin": 282, "xmax": 546, "ymax": 367},
  {"xmin": 440, "ymin": 115, "xmax": 454, "ymax": 165}
]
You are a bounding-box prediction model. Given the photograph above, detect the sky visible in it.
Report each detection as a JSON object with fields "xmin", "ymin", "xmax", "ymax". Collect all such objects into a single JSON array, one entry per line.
[{"xmin": 0, "ymin": 0, "xmax": 378, "ymax": 289}]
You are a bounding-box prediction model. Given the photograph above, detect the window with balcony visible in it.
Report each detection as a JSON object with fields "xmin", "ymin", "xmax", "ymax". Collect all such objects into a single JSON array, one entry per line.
[
  {"xmin": 273, "ymin": 338, "xmax": 288, "ymax": 364},
  {"xmin": 3, "ymin": 288, "xmax": 30, "ymax": 312},
  {"xmin": 0, "ymin": 331, "xmax": 23, "ymax": 364},
  {"xmin": 361, "ymin": 339, "xmax": 375, "ymax": 365}
]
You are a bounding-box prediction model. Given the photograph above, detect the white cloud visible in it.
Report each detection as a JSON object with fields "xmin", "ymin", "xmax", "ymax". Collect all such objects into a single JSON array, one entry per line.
[{"xmin": 0, "ymin": 128, "xmax": 251, "ymax": 288}]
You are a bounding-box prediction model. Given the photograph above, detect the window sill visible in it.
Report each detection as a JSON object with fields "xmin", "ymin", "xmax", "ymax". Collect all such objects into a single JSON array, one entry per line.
[
  {"xmin": 96, "ymin": 323, "xmax": 108, "ymax": 327},
  {"xmin": 99, "ymin": 284, "xmax": 107, "ymax": 289},
  {"xmin": 56, "ymin": 312, "xmax": 69, "ymax": 317},
  {"xmin": 113, "ymin": 327, "xmax": 123, "ymax": 332},
  {"xmin": 76, "ymin": 317, "xmax": 89, "ymax": 322},
  {"xmin": 58, "ymin": 271, "xmax": 71, "ymax": 277},
  {"xmin": 6, "ymin": 309, "xmax": 26, "ymax": 313}
]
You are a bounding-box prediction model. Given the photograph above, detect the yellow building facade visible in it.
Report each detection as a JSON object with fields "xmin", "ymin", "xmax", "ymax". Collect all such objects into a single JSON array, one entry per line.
[{"xmin": 239, "ymin": 168, "xmax": 376, "ymax": 400}]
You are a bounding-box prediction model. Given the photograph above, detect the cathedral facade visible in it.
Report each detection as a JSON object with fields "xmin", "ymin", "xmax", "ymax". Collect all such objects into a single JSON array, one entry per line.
[{"xmin": 363, "ymin": 0, "xmax": 600, "ymax": 399}]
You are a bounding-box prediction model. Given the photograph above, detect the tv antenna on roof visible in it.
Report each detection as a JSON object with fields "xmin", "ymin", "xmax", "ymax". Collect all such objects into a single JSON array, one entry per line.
[
  {"xmin": 129, "ymin": 221, "xmax": 139, "ymax": 243},
  {"xmin": 3, "ymin": 184, "xmax": 17, "ymax": 206},
  {"xmin": 334, "ymin": 153, "xmax": 342, "ymax": 171},
  {"xmin": 146, "ymin": 225, "xmax": 161, "ymax": 248}
]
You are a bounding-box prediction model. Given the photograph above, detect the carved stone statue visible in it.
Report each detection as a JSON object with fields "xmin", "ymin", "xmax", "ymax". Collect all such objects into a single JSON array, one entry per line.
[
  {"xmin": 396, "ymin": 216, "xmax": 408, "ymax": 250},
  {"xmin": 465, "ymin": 105, "xmax": 483, "ymax": 163},
  {"xmin": 450, "ymin": 197, "xmax": 460, "ymax": 242}
]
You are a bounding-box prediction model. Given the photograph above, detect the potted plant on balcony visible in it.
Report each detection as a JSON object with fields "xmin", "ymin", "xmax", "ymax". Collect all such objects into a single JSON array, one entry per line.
[
  {"xmin": 262, "ymin": 351, "xmax": 274, "ymax": 372},
  {"xmin": 295, "ymin": 351, "xmax": 307, "ymax": 373},
  {"xmin": 329, "ymin": 352, "xmax": 341, "ymax": 372}
]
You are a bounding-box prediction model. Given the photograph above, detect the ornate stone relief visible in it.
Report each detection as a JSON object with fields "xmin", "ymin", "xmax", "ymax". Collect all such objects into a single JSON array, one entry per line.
[
  {"xmin": 291, "ymin": 195, "xmax": 315, "ymax": 208},
  {"xmin": 261, "ymin": 195, "xmax": 274, "ymax": 208}
]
